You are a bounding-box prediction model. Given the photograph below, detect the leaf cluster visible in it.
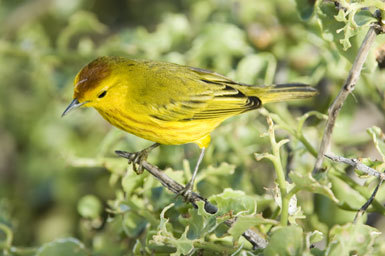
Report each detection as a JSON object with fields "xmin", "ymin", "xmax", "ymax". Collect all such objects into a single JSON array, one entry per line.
[{"xmin": 1, "ymin": 0, "xmax": 385, "ymax": 255}]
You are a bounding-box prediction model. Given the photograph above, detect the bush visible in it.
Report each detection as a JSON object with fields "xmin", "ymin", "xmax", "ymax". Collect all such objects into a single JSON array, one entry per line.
[{"xmin": 1, "ymin": 0, "xmax": 385, "ymax": 255}]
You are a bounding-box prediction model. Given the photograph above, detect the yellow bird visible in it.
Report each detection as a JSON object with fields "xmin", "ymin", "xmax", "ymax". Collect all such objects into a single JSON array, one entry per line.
[{"xmin": 62, "ymin": 56, "xmax": 316, "ymax": 195}]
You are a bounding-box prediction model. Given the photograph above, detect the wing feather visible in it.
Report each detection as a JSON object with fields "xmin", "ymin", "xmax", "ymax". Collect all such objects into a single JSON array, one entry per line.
[{"xmin": 136, "ymin": 63, "xmax": 261, "ymax": 122}]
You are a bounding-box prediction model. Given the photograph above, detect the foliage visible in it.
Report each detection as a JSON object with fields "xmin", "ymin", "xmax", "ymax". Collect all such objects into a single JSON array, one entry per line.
[{"xmin": 1, "ymin": 0, "xmax": 385, "ymax": 255}]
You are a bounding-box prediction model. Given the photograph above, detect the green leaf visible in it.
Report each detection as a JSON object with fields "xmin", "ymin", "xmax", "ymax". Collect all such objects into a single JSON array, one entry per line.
[
  {"xmin": 57, "ymin": 11, "xmax": 107, "ymax": 50},
  {"xmin": 235, "ymin": 53, "xmax": 277, "ymax": 85},
  {"xmin": 36, "ymin": 238, "xmax": 88, "ymax": 256},
  {"xmin": 132, "ymin": 239, "xmax": 142, "ymax": 255},
  {"xmin": 297, "ymin": 111, "xmax": 328, "ymax": 135},
  {"xmin": 354, "ymin": 10, "xmax": 377, "ymax": 27},
  {"xmin": 209, "ymin": 188, "xmax": 257, "ymax": 216},
  {"xmin": 295, "ymin": 0, "xmax": 316, "ymax": 20},
  {"xmin": 179, "ymin": 201, "xmax": 217, "ymax": 240},
  {"xmin": 77, "ymin": 195, "xmax": 102, "ymax": 219},
  {"xmin": 121, "ymin": 169, "xmax": 147, "ymax": 196},
  {"xmin": 0, "ymin": 223, "xmax": 12, "ymax": 250},
  {"xmin": 164, "ymin": 168, "xmax": 185, "ymax": 185},
  {"xmin": 214, "ymin": 222, "xmax": 229, "ymax": 238},
  {"xmin": 122, "ymin": 211, "xmax": 148, "ymax": 238},
  {"xmin": 305, "ymin": 230, "xmax": 323, "ymax": 250},
  {"xmin": 151, "ymin": 203, "xmax": 197, "ymax": 256},
  {"xmin": 316, "ymin": 2, "xmax": 346, "ymax": 45},
  {"xmin": 264, "ymin": 226, "xmax": 304, "ymax": 256},
  {"xmin": 103, "ymin": 157, "xmax": 128, "ymax": 176},
  {"xmin": 303, "ymin": 230, "xmax": 324, "ymax": 254},
  {"xmin": 328, "ymin": 173, "xmax": 366, "ymax": 210},
  {"xmin": 367, "ymin": 126, "xmax": 385, "ymax": 161},
  {"xmin": 196, "ymin": 162, "xmax": 235, "ymax": 184},
  {"xmin": 171, "ymin": 228, "xmax": 195, "ymax": 256},
  {"xmin": 158, "ymin": 203, "xmax": 174, "ymax": 233},
  {"xmin": 326, "ymin": 223, "xmax": 381, "ymax": 255},
  {"xmin": 316, "ymin": 2, "xmax": 373, "ymax": 64},
  {"xmin": 228, "ymin": 214, "xmax": 276, "ymax": 242},
  {"xmin": 152, "ymin": 227, "xmax": 195, "ymax": 256},
  {"xmin": 187, "ymin": 22, "xmax": 252, "ymax": 74},
  {"xmin": 308, "ymin": 230, "xmax": 323, "ymax": 244},
  {"xmin": 289, "ymin": 169, "xmax": 339, "ymax": 203}
]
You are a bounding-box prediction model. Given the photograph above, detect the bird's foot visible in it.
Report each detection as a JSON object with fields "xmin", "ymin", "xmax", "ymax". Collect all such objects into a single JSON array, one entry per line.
[
  {"xmin": 176, "ymin": 183, "xmax": 218, "ymax": 214},
  {"xmin": 115, "ymin": 143, "xmax": 159, "ymax": 175},
  {"xmin": 177, "ymin": 181, "xmax": 194, "ymax": 202},
  {"xmin": 128, "ymin": 149, "xmax": 151, "ymax": 175}
]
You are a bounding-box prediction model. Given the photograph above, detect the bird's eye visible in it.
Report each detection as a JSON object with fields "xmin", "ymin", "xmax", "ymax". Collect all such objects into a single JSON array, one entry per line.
[{"xmin": 98, "ymin": 91, "xmax": 107, "ymax": 98}]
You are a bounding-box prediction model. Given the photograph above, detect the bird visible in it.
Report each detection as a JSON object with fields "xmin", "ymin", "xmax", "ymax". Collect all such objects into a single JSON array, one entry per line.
[{"xmin": 62, "ymin": 56, "xmax": 316, "ymax": 196}]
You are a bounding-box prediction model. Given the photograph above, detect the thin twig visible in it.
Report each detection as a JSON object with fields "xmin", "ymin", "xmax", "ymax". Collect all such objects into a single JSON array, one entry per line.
[
  {"xmin": 115, "ymin": 150, "xmax": 268, "ymax": 250},
  {"xmin": 325, "ymin": 154, "xmax": 385, "ymax": 179},
  {"xmin": 313, "ymin": 25, "xmax": 380, "ymax": 174},
  {"xmin": 354, "ymin": 179, "xmax": 383, "ymax": 224},
  {"xmin": 115, "ymin": 150, "xmax": 216, "ymax": 212},
  {"xmin": 325, "ymin": 153, "xmax": 385, "ymax": 223}
]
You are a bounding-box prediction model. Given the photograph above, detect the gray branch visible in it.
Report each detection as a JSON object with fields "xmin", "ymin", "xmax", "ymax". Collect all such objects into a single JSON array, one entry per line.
[
  {"xmin": 353, "ymin": 178, "xmax": 383, "ymax": 224},
  {"xmin": 313, "ymin": 25, "xmax": 380, "ymax": 174},
  {"xmin": 325, "ymin": 153, "xmax": 385, "ymax": 222},
  {"xmin": 115, "ymin": 150, "xmax": 267, "ymax": 250},
  {"xmin": 325, "ymin": 153, "xmax": 385, "ymax": 180}
]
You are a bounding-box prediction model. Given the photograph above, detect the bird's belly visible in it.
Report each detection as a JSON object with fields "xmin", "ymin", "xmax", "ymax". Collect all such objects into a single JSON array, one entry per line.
[
  {"xmin": 133, "ymin": 121, "xmax": 212, "ymax": 145},
  {"xmin": 97, "ymin": 109, "xmax": 221, "ymax": 146}
]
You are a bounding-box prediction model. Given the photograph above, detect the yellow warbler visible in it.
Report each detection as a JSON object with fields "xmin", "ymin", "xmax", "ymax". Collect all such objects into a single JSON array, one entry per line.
[{"xmin": 63, "ymin": 56, "xmax": 316, "ymax": 195}]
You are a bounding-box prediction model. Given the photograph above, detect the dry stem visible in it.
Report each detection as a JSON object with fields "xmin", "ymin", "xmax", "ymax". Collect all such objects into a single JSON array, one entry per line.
[{"xmin": 313, "ymin": 25, "xmax": 380, "ymax": 173}]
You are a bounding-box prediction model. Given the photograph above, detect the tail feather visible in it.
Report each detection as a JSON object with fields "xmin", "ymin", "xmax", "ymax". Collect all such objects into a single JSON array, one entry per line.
[{"xmin": 249, "ymin": 83, "xmax": 317, "ymax": 104}]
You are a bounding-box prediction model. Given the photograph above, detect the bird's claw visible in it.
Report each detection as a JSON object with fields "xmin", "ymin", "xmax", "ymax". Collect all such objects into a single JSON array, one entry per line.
[
  {"xmin": 123, "ymin": 143, "xmax": 159, "ymax": 175},
  {"xmin": 176, "ymin": 182, "xmax": 194, "ymax": 202},
  {"xmin": 129, "ymin": 150, "xmax": 149, "ymax": 174}
]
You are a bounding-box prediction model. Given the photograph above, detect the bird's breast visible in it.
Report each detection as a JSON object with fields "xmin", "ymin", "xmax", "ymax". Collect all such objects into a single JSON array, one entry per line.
[{"xmin": 96, "ymin": 107, "xmax": 221, "ymax": 146}]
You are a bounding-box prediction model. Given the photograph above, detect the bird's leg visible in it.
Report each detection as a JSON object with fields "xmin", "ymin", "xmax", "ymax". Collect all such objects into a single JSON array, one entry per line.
[
  {"xmin": 179, "ymin": 147, "xmax": 206, "ymax": 198},
  {"xmin": 129, "ymin": 143, "xmax": 160, "ymax": 174}
]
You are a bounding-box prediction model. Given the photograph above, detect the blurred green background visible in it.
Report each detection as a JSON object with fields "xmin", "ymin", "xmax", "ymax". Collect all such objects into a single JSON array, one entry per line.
[{"xmin": 1, "ymin": 0, "xmax": 385, "ymax": 254}]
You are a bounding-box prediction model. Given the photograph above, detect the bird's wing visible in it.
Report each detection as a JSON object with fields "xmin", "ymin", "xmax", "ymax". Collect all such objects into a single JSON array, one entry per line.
[{"xmin": 134, "ymin": 64, "xmax": 261, "ymax": 122}]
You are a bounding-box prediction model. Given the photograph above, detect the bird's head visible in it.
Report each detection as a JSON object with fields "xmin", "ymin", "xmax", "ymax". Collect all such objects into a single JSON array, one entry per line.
[{"xmin": 62, "ymin": 56, "xmax": 128, "ymax": 117}]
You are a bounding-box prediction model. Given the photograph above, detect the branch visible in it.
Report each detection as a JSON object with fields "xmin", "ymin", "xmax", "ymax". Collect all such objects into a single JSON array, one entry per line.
[
  {"xmin": 325, "ymin": 153, "xmax": 385, "ymax": 223},
  {"xmin": 353, "ymin": 179, "xmax": 383, "ymax": 224},
  {"xmin": 115, "ymin": 150, "xmax": 268, "ymax": 250},
  {"xmin": 325, "ymin": 154, "xmax": 385, "ymax": 180},
  {"xmin": 313, "ymin": 25, "xmax": 380, "ymax": 174}
]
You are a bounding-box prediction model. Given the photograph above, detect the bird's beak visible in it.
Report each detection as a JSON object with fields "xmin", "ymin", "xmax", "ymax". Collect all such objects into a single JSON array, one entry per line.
[{"xmin": 61, "ymin": 98, "xmax": 86, "ymax": 117}]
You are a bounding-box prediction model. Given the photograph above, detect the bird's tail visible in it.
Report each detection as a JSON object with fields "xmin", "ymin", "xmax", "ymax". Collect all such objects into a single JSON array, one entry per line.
[{"xmin": 245, "ymin": 83, "xmax": 317, "ymax": 104}]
